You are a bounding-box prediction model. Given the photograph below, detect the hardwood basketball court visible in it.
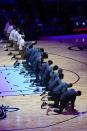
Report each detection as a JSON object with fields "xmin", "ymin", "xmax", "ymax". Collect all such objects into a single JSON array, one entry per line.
[{"xmin": 0, "ymin": 34, "xmax": 87, "ymax": 131}]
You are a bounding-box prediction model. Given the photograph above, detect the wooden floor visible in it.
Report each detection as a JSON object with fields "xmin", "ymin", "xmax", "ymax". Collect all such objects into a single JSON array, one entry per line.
[{"xmin": 0, "ymin": 34, "xmax": 87, "ymax": 131}]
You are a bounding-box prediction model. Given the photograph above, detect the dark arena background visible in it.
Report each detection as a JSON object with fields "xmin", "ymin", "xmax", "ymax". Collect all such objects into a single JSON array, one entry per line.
[{"xmin": 0, "ymin": 0, "xmax": 87, "ymax": 131}]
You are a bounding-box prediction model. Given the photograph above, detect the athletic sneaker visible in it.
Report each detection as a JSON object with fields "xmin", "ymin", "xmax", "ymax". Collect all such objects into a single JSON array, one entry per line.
[
  {"xmin": 41, "ymin": 102, "xmax": 47, "ymax": 109},
  {"xmin": 4, "ymin": 48, "xmax": 8, "ymax": 51},
  {"xmin": 8, "ymin": 52, "xmax": 12, "ymax": 55},
  {"xmin": 46, "ymin": 107, "xmax": 52, "ymax": 115}
]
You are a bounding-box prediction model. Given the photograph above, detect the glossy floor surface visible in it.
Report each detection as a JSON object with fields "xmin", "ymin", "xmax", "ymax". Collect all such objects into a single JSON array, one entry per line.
[{"xmin": 0, "ymin": 34, "xmax": 87, "ymax": 131}]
